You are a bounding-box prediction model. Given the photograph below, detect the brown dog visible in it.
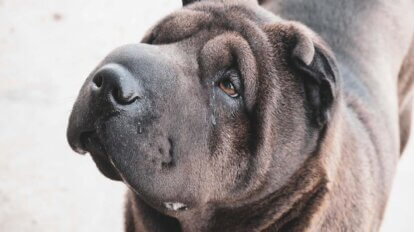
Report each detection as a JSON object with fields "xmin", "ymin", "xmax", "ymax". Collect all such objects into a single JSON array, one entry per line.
[{"xmin": 67, "ymin": 0, "xmax": 414, "ymax": 231}]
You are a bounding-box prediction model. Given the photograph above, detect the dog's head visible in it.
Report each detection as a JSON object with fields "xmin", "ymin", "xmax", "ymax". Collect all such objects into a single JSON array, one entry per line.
[{"xmin": 67, "ymin": 0, "xmax": 338, "ymax": 216}]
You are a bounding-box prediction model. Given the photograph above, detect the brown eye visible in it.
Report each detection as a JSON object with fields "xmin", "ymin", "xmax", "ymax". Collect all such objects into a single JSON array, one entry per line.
[{"xmin": 219, "ymin": 79, "xmax": 239, "ymax": 98}]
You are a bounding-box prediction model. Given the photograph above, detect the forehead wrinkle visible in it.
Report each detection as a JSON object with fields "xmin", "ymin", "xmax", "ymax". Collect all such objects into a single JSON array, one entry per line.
[
  {"xmin": 187, "ymin": 3, "xmax": 273, "ymax": 67},
  {"xmin": 148, "ymin": 1, "xmax": 273, "ymax": 48},
  {"xmin": 190, "ymin": 3, "xmax": 275, "ymax": 110},
  {"xmin": 194, "ymin": 5, "xmax": 273, "ymax": 109},
  {"xmin": 200, "ymin": 32, "xmax": 258, "ymax": 107},
  {"xmin": 188, "ymin": 1, "xmax": 264, "ymax": 25},
  {"xmin": 146, "ymin": 9, "xmax": 213, "ymax": 44},
  {"xmin": 147, "ymin": 1, "xmax": 277, "ymax": 110}
]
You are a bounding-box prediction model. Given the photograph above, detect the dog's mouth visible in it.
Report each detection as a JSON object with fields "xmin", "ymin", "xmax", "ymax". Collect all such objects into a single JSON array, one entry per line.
[
  {"xmin": 79, "ymin": 130, "xmax": 190, "ymax": 213},
  {"xmin": 80, "ymin": 131, "xmax": 123, "ymax": 181}
]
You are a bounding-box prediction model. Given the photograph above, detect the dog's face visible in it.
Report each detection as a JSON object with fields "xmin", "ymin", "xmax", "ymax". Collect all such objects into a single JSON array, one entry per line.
[{"xmin": 67, "ymin": 0, "xmax": 337, "ymax": 215}]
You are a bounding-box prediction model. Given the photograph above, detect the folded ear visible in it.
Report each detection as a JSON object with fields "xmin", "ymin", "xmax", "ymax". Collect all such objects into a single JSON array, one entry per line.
[{"xmin": 264, "ymin": 22, "xmax": 339, "ymax": 127}]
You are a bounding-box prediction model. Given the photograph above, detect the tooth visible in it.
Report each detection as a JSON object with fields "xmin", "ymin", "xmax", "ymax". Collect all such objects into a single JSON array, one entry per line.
[{"xmin": 163, "ymin": 202, "xmax": 187, "ymax": 211}]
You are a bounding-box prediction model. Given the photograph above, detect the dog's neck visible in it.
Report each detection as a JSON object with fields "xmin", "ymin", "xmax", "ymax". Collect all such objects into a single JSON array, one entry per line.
[
  {"xmin": 204, "ymin": 160, "xmax": 329, "ymax": 231},
  {"xmin": 126, "ymin": 154, "xmax": 329, "ymax": 232},
  {"xmin": 178, "ymin": 123, "xmax": 337, "ymax": 231}
]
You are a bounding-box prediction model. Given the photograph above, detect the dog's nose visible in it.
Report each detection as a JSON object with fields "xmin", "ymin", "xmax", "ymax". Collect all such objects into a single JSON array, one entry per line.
[
  {"xmin": 68, "ymin": 44, "xmax": 171, "ymax": 155},
  {"xmin": 91, "ymin": 63, "xmax": 140, "ymax": 105}
]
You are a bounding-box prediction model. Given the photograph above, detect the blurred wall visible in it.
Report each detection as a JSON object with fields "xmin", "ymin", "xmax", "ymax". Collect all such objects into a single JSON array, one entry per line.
[{"xmin": 0, "ymin": 0, "xmax": 412, "ymax": 231}]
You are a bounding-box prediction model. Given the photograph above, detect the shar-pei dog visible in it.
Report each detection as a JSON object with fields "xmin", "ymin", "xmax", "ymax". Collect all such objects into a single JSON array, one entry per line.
[{"xmin": 67, "ymin": 0, "xmax": 414, "ymax": 231}]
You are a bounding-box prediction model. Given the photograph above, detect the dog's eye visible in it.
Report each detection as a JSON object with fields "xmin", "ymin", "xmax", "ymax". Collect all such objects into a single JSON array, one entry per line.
[{"xmin": 219, "ymin": 79, "xmax": 239, "ymax": 98}]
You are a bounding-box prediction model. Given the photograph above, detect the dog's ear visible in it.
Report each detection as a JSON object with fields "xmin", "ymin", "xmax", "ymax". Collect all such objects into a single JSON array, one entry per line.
[{"xmin": 264, "ymin": 22, "xmax": 339, "ymax": 127}]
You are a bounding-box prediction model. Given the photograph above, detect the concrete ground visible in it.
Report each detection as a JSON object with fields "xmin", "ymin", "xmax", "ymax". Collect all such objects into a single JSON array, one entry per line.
[{"xmin": 0, "ymin": 0, "xmax": 412, "ymax": 231}]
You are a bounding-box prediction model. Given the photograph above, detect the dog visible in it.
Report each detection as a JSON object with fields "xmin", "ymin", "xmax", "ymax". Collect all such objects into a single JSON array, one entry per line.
[{"xmin": 67, "ymin": 0, "xmax": 414, "ymax": 231}]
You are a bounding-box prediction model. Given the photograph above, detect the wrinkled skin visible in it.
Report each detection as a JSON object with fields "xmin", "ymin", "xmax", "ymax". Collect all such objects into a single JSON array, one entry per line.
[
  {"xmin": 67, "ymin": 0, "xmax": 414, "ymax": 231},
  {"xmin": 68, "ymin": 1, "xmax": 326, "ymax": 211}
]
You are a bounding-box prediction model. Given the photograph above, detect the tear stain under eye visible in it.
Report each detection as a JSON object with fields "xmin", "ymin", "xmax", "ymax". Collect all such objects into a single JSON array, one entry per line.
[
  {"xmin": 137, "ymin": 121, "xmax": 143, "ymax": 134},
  {"xmin": 210, "ymin": 81, "xmax": 217, "ymax": 126}
]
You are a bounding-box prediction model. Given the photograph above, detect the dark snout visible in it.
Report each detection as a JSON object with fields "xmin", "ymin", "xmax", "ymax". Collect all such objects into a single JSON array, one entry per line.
[
  {"xmin": 67, "ymin": 46, "xmax": 147, "ymax": 154},
  {"xmin": 66, "ymin": 44, "xmax": 175, "ymax": 180},
  {"xmin": 67, "ymin": 42, "xmax": 207, "ymax": 210}
]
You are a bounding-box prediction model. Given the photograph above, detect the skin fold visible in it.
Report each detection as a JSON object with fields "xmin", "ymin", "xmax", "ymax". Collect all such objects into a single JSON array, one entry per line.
[{"xmin": 66, "ymin": 0, "xmax": 414, "ymax": 231}]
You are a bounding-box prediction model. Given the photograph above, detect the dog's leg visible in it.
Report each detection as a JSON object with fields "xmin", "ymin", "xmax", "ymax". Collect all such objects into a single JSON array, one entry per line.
[{"xmin": 398, "ymin": 36, "xmax": 414, "ymax": 154}]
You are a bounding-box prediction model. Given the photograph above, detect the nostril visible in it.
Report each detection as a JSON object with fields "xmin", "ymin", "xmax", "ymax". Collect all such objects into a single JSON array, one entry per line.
[
  {"xmin": 112, "ymin": 88, "xmax": 139, "ymax": 105},
  {"xmin": 92, "ymin": 74, "xmax": 103, "ymax": 88},
  {"xmin": 91, "ymin": 64, "xmax": 141, "ymax": 105}
]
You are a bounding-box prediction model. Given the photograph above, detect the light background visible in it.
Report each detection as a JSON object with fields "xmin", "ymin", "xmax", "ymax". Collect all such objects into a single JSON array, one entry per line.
[{"xmin": 0, "ymin": 0, "xmax": 412, "ymax": 231}]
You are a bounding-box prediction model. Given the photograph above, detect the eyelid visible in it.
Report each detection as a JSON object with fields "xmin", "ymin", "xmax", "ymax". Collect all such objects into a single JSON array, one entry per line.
[{"xmin": 221, "ymin": 69, "xmax": 240, "ymax": 85}]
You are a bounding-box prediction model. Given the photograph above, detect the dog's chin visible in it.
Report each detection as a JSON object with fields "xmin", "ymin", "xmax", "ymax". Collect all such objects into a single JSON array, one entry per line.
[
  {"xmin": 90, "ymin": 152, "xmax": 122, "ymax": 181},
  {"xmin": 82, "ymin": 132, "xmax": 122, "ymax": 181},
  {"xmin": 79, "ymin": 121, "xmax": 200, "ymax": 214}
]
